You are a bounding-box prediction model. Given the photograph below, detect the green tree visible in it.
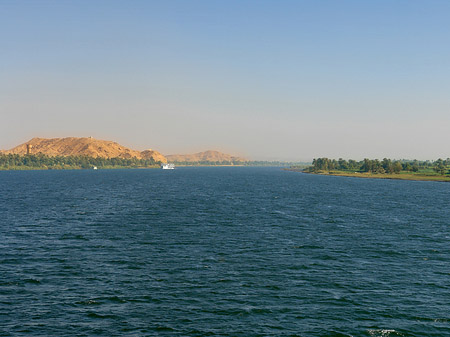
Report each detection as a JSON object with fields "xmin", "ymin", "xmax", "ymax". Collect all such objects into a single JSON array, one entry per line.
[
  {"xmin": 393, "ymin": 161, "xmax": 403, "ymax": 174},
  {"xmin": 434, "ymin": 159, "xmax": 446, "ymax": 175}
]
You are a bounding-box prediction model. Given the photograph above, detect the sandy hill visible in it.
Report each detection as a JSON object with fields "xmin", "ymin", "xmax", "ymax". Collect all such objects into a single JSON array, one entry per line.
[
  {"xmin": 166, "ymin": 150, "xmax": 247, "ymax": 163},
  {"xmin": 3, "ymin": 137, "xmax": 167, "ymax": 163}
]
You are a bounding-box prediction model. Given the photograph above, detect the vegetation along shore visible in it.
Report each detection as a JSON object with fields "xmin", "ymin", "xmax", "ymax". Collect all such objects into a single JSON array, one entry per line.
[
  {"xmin": 290, "ymin": 158, "xmax": 450, "ymax": 182},
  {"xmin": 0, "ymin": 153, "xmax": 162, "ymax": 170}
]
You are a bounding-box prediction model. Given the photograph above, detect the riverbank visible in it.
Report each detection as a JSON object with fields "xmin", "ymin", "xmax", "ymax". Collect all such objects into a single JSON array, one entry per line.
[
  {"xmin": 286, "ymin": 168, "xmax": 450, "ymax": 182},
  {"xmin": 0, "ymin": 165, "xmax": 161, "ymax": 171}
]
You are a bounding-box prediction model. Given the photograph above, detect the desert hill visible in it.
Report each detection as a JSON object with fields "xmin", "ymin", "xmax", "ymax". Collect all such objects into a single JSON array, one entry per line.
[
  {"xmin": 3, "ymin": 137, "xmax": 167, "ymax": 163},
  {"xmin": 166, "ymin": 150, "xmax": 247, "ymax": 163}
]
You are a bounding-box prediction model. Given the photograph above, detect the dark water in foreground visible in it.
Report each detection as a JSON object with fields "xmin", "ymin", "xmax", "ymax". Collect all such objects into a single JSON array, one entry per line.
[{"xmin": 1, "ymin": 167, "xmax": 449, "ymax": 336}]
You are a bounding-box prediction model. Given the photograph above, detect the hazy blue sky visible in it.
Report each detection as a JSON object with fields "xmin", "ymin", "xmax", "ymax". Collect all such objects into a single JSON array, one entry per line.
[{"xmin": 1, "ymin": 0, "xmax": 450, "ymax": 160}]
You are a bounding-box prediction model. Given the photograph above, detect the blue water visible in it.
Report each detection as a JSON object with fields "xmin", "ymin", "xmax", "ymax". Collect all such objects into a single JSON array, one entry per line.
[{"xmin": 1, "ymin": 167, "xmax": 449, "ymax": 336}]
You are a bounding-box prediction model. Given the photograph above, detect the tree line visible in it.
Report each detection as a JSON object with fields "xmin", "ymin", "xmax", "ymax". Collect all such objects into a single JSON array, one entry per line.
[
  {"xmin": 308, "ymin": 157, "xmax": 450, "ymax": 175},
  {"xmin": 0, "ymin": 153, "xmax": 161, "ymax": 170},
  {"xmin": 170, "ymin": 160, "xmax": 308, "ymax": 166},
  {"xmin": 169, "ymin": 160, "xmax": 247, "ymax": 166}
]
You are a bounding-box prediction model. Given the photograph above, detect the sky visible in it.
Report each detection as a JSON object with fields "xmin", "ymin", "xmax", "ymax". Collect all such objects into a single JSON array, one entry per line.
[{"xmin": 1, "ymin": 0, "xmax": 450, "ymax": 161}]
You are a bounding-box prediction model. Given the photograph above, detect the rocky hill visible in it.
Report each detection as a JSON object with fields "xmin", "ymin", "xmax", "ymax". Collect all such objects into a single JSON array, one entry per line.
[
  {"xmin": 2, "ymin": 137, "xmax": 167, "ymax": 163},
  {"xmin": 166, "ymin": 150, "xmax": 247, "ymax": 163}
]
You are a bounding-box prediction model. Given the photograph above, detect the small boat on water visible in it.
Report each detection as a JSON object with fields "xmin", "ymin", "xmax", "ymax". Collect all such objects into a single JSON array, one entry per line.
[{"xmin": 161, "ymin": 163, "xmax": 175, "ymax": 170}]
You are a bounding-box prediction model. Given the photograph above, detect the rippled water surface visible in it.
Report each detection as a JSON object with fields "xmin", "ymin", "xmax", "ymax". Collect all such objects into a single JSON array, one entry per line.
[{"xmin": 1, "ymin": 167, "xmax": 449, "ymax": 336}]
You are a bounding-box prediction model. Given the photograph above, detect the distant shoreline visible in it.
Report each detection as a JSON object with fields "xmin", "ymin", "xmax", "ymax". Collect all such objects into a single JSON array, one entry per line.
[
  {"xmin": 0, "ymin": 166, "xmax": 161, "ymax": 171},
  {"xmin": 0, "ymin": 164, "xmax": 290, "ymax": 171},
  {"xmin": 285, "ymin": 168, "xmax": 450, "ymax": 182}
]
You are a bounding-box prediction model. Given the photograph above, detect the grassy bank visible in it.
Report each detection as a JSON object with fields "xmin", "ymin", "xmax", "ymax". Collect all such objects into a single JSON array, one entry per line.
[{"xmin": 287, "ymin": 168, "xmax": 450, "ymax": 182}]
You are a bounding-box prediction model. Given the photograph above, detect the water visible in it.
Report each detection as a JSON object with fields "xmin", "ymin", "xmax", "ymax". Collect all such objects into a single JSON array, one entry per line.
[{"xmin": 1, "ymin": 167, "xmax": 449, "ymax": 336}]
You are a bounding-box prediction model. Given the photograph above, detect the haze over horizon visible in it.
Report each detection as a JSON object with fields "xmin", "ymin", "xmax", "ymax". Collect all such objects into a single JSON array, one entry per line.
[{"xmin": 1, "ymin": 1, "xmax": 450, "ymax": 161}]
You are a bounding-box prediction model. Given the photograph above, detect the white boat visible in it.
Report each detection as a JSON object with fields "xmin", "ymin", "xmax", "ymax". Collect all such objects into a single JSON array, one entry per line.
[{"xmin": 161, "ymin": 163, "xmax": 175, "ymax": 170}]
